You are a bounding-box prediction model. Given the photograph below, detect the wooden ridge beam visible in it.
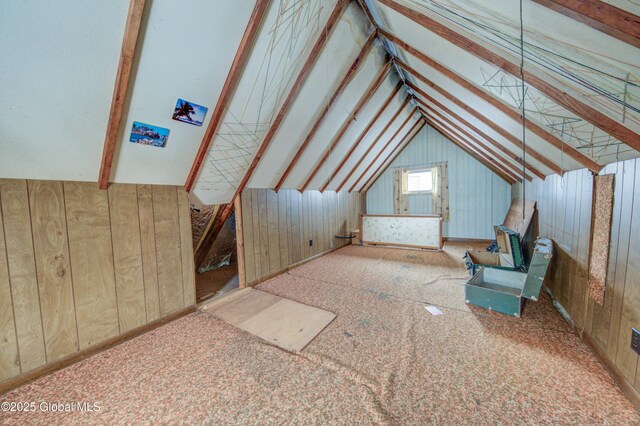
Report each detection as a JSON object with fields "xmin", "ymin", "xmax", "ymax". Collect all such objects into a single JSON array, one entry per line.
[
  {"xmin": 98, "ymin": 0, "xmax": 147, "ymax": 189},
  {"xmin": 378, "ymin": 0, "xmax": 640, "ymax": 152},
  {"xmin": 382, "ymin": 33, "xmax": 601, "ymax": 173},
  {"xmin": 274, "ymin": 30, "xmax": 378, "ymax": 191},
  {"xmin": 345, "ymin": 107, "xmax": 416, "ymax": 192},
  {"xmin": 531, "ymin": 0, "xmax": 640, "ymax": 48},
  {"xmin": 321, "ymin": 87, "xmax": 408, "ymax": 192},
  {"xmin": 406, "ymin": 79, "xmax": 555, "ymax": 177},
  {"xmin": 298, "ymin": 61, "xmax": 393, "ymax": 191},
  {"xmin": 422, "ymin": 105, "xmax": 534, "ymax": 181},
  {"xmin": 426, "ymin": 118, "xmax": 518, "ymax": 184},
  {"xmin": 185, "ymin": 0, "xmax": 270, "ymax": 192},
  {"xmin": 359, "ymin": 118, "xmax": 426, "ymax": 192},
  {"xmin": 193, "ymin": 0, "xmax": 347, "ymax": 250}
]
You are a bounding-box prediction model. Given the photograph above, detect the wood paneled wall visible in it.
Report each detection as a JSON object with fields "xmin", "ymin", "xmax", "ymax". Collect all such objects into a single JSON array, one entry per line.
[
  {"xmin": 240, "ymin": 189, "xmax": 364, "ymax": 286},
  {"xmin": 512, "ymin": 158, "xmax": 640, "ymax": 395},
  {"xmin": 0, "ymin": 180, "xmax": 195, "ymax": 383}
]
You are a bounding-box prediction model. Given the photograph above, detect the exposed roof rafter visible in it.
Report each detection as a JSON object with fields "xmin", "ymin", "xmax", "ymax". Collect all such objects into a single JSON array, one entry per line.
[
  {"xmin": 531, "ymin": 0, "xmax": 640, "ymax": 48},
  {"xmin": 320, "ymin": 89, "xmax": 409, "ymax": 192},
  {"xmin": 342, "ymin": 105, "xmax": 417, "ymax": 192},
  {"xmin": 274, "ymin": 29, "xmax": 379, "ymax": 191},
  {"xmin": 377, "ymin": 0, "xmax": 640, "ymax": 153},
  {"xmin": 298, "ymin": 61, "xmax": 394, "ymax": 192},
  {"xmin": 426, "ymin": 118, "xmax": 518, "ymax": 184},
  {"xmin": 406, "ymin": 80, "xmax": 554, "ymax": 177},
  {"xmin": 382, "ymin": 31, "xmax": 601, "ymax": 173},
  {"xmin": 98, "ymin": 0, "xmax": 147, "ymax": 190},
  {"xmin": 360, "ymin": 118, "xmax": 426, "ymax": 191},
  {"xmin": 421, "ymin": 106, "xmax": 530, "ymax": 181},
  {"xmin": 185, "ymin": 0, "xmax": 270, "ymax": 193},
  {"xmin": 193, "ymin": 0, "xmax": 348, "ymax": 245},
  {"xmin": 420, "ymin": 105, "xmax": 534, "ymax": 181}
]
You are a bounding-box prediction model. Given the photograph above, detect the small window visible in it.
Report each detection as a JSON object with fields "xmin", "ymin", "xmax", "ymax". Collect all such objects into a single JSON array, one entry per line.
[{"xmin": 404, "ymin": 169, "xmax": 433, "ymax": 194}]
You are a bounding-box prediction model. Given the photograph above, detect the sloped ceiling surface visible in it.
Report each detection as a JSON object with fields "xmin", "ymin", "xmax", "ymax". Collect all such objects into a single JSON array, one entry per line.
[{"xmin": 1, "ymin": 0, "xmax": 638, "ymax": 204}]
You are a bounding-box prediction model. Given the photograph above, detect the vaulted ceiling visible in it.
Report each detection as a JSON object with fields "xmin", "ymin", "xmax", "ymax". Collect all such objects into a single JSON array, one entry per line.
[{"xmin": 1, "ymin": 0, "xmax": 638, "ymax": 206}]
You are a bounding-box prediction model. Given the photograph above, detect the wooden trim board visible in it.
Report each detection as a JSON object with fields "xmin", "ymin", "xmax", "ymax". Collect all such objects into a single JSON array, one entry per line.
[{"xmin": 0, "ymin": 306, "xmax": 195, "ymax": 395}]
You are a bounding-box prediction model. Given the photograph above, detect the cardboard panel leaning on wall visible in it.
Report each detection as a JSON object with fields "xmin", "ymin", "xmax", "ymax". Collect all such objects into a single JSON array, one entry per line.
[
  {"xmin": 0, "ymin": 179, "xmax": 195, "ymax": 385},
  {"xmin": 240, "ymin": 189, "xmax": 364, "ymax": 286}
]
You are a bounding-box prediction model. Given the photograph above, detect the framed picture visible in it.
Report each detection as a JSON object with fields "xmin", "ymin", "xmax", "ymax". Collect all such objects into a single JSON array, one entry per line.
[
  {"xmin": 129, "ymin": 121, "xmax": 170, "ymax": 147},
  {"xmin": 172, "ymin": 98, "xmax": 208, "ymax": 126}
]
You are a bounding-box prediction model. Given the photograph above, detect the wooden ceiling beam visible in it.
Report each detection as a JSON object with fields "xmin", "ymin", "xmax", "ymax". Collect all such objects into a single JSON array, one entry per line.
[
  {"xmin": 382, "ymin": 33, "xmax": 601, "ymax": 173},
  {"xmin": 98, "ymin": 0, "xmax": 147, "ymax": 189},
  {"xmin": 378, "ymin": 0, "xmax": 640, "ymax": 152},
  {"xmin": 359, "ymin": 118, "xmax": 426, "ymax": 192},
  {"xmin": 274, "ymin": 30, "xmax": 378, "ymax": 191},
  {"xmin": 185, "ymin": 0, "xmax": 270, "ymax": 192},
  {"xmin": 422, "ymin": 107, "xmax": 530, "ymax": 182},
  {"xmin": 406, "ymin": 79, "xmax": 556, "ymax": 177},
  {"xmin": 422, "ymin": 105, "xmax": 534, "ymax": 181},
  {"xmin": 345, "ymin": 107, "xmax": 416, "ymax": 192},
  {"xmin": 298, "ymin": 61, "xmax": 393, "ymax": 192},
  {"xmin": 321, "ymin": 88, "xmax": 408, "ymax": 192},
  {"xmin": 531, "ymin": 0, "xmax": 640, "ymax": 48},
  {"xmin": 426, "ymin": 118, "xmax": 518, "ymax": 184}
]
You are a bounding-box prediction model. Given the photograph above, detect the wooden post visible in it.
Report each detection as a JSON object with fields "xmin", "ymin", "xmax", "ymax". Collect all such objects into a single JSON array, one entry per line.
[{"xmin": 234, "ymin": 196, "xmax": 246, "ymax": 288}]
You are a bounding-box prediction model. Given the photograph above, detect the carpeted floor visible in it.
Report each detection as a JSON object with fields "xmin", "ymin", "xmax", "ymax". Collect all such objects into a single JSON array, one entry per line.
[{"xmin": 2, "ymin": 243, "xmax": 638, "ymax": 424}]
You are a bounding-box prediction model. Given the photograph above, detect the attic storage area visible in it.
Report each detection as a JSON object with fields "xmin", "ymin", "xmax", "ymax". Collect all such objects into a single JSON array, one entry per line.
[{"xmin": 1, "ymin": 0, "xmax": 640, "ymax": 423}]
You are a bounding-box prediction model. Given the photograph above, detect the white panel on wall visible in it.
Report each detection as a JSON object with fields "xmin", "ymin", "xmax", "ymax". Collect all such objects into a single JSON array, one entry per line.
[
  {"xmin": 366, "ymin": 125, "xmax": 511, "ymax": 239},
  {"xmin": 0, "ymin": 0, "xmax": 130, "ymax": 181}
]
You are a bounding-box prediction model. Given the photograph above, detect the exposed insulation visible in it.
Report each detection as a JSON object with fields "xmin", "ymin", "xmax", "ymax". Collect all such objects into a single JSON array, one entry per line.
[{"xmin": 588, "ymin": 174, "xmax": 615, "ymax": 305}]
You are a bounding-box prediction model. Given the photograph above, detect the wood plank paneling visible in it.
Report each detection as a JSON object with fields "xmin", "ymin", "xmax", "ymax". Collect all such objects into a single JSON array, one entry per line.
[
  {"xmin": 28, "ymin": 181, "xmax": 78, "ymax": 362},
  {"xmin": 514, "ymin": 158, "xmax": 640, "ymax": 395},
  {"xmin": 0, "ymin": 180, "xmax": 195, "ymax": 386},
  {"xmin": 108, "ymin": 184, "xmax": 146, "ymax": 332},
  {"xmin": 64, "ymin": 181, "xmax": 119, "ymax": 349},
  {"xmin": 152, "ymin": 186, "xmax": 184, "ymax": 316},
  {"xmin": 178, "ymin": 190, "xmax": 196, "ymax": 305},
  {"xmin": 136, "ymin": 185, "xmax": 160, "ymax": 322},
  {"xmin": 0, "ymin": 180, "xmax": 46, "ymax": 371},
  {"xmin": 241, "ymin": 189, "xmax": 363, "ymax": 285},
  {"xmin": 0, "ymin": 193, "xmax": 20, "ymax": 380}
]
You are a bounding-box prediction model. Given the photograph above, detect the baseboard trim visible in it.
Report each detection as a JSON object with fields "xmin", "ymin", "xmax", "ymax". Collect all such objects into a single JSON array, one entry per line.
[
  {"xmin": 543, "ymin": 287, "xmax": 640, "ymax": 411},
  {"xmin": 581, "ymin": 330, "xmax": 640, "ymax": 410},
  {"xmin": 246, "ymin": 243, "xmax": 350, "ymax": 287},
  {"xmin": 0, "ymin": 306, "xmax": 196, "ymax": 395}
]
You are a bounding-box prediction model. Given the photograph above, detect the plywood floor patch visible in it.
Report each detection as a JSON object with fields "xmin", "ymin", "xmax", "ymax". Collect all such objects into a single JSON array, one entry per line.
[{"xmin": 203, "ymin": 289, "xmax": 336, "ymax": 352}]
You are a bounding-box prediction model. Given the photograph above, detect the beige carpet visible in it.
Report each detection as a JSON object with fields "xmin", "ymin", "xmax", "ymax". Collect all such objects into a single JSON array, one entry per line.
[{"xmin": 1, "ymin": 243, "xmax": 638, "ymax": 424}]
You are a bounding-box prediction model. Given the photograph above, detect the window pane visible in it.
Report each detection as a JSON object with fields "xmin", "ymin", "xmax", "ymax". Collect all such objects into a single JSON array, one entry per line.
[{"xmin": 407, "ymin": 170, "xmax": 432, "ymax": 192}]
